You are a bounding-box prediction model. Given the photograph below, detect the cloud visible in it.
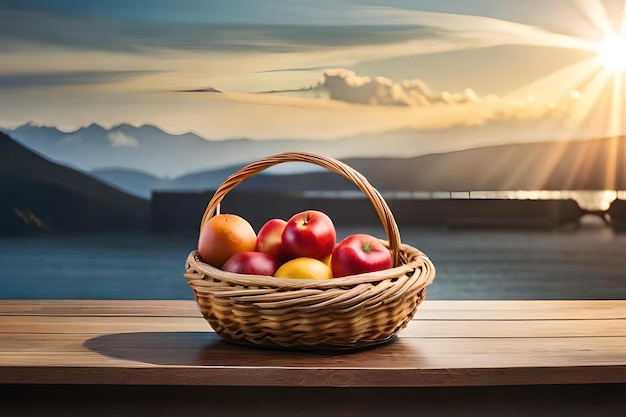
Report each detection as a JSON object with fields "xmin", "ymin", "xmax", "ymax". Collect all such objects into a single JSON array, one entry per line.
[
  {"xmin": 0, "ymin": 7, "xmax": 437, "ymax": 55},
  {"xmin": 174, "ymin": 87, "xmax": 222, "ymax": 93},
  {"xmin": 0, "ymin": 70, "xmax": 157, "ymax": 89},
  {"xmin": 4, "ymin": 2, "xmax": 585, "ymax": 58},
  {"xmin": 316, "ymin": 68, "xmax": 488, "ymax": 107},
  {"xmin": 107, "ymin": 131, "xmax": 139, "ymax": 147}
]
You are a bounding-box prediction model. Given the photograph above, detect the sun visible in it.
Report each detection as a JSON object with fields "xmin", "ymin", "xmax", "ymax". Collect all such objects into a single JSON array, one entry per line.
[{"xmin": 596, "ymin": 35, "xmax": 626, "ymax": 71}]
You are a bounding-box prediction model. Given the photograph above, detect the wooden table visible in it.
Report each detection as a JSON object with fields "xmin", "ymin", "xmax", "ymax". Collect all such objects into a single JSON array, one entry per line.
[{"xmin": 1, "ymin": 300, "xmax": 625, "ymax": 416}]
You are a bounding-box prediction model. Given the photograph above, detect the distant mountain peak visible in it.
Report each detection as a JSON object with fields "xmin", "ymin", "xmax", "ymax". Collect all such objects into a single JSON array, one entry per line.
[
  {"xmin": 83, "ymin": 122, "xmax": 107, "ymax": 132},
  {"xmin": 24, "ymin": 120, "xmax": 51, "ymax": 128},
  {"xmin": 15, "ymin": 121, "xmax": 60, "ymax": 130},
  {"xmin": 11, "ymin": 122, "xmax": 65, "ymax": 138},
  {"xmin": 110, "ymin": 122, "xmax": 136, "ymax": 130},
  {"xmin": 111, "ymin": 122, "xmax": 164, "ymax": 133}
]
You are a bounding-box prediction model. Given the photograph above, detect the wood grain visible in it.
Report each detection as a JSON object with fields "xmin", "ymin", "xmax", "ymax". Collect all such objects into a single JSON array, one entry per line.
[
  {"xmin": 1, "ymin": 316, "xmax": 625, "ymax": 337},
  {"xmin": 2, "ymin": 299, "xmax": 625, "ymax": 319},
  {"xmin": 0, "ymin": 299, "xmax": 201, "ymax": 317},
  {"xmin": 1, "ymin": 300, "xmax": 625, "ymax": 387}
]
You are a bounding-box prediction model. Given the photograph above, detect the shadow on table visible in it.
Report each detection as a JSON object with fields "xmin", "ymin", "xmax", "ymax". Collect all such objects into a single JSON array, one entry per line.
[{"xmin": 83, "ymin": 331, "xmax": 410, "ymax": 366}]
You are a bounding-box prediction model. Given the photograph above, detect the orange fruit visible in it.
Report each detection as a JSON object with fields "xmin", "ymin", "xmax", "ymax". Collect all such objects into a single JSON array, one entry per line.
[
  {"xmin": 198, "ymin": 214, "xmax": 257, "ymax": 268},
  {"xmin": 274, "ymin": 257, "xmax": 333, "ymax": 280}
]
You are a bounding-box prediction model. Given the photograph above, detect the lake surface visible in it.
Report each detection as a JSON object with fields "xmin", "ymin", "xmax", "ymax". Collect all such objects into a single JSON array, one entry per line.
[{"xmin": 1, "ymin": 225, "xmax": 625, "ymax": 300}]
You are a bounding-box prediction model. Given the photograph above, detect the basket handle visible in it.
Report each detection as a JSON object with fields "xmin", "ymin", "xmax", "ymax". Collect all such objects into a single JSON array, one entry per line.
[{"xmin": 200, "ymin": 152, "xmax": 402, "ymax": 267}]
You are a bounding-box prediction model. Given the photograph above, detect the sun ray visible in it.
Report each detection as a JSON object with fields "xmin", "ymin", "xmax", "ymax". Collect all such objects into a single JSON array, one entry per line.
[
  {"xmin": 603, "ymin": 71, "xmax": 625, "ymax": 190},
  {"xmin": 493, "ymin": 0, "xmax": 626, "ymax": 194},
  {"xmin": 567, "ymin": 68, "xmax": 613, "ymax": 126},
  {"xmin": 529, "ymin": 141, "xmax": 573, "ymax": 190},
  {"xmin": 505, "ymin": 58, "xmax": 600, "ymax": 103},
  {"xmin": 608, "ymin": 71, "xmax": 624, "ymax": 136},
  {"xmin": 605, "ymin": 136, "xmax": 620, "ymax": 190},
  {"xmin": 621, "ymin": 1, "xmax": 626, "ymax": 35},
  {"xmin": 574, "ymin": 0, "xmax": 615, "ymax": 39},
  {"xmin": 505, "ymin": 1, "xmax": 626, "ymax": 137},
  {"xmin": 499, "ymin": 144, "xmax": 554, "ymax": 190}
]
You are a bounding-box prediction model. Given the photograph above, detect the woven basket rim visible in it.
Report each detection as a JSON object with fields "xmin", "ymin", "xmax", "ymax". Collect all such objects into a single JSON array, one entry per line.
[{"xmin": 185, "ymin": 243, "xmax": 434, "ymax": 290}]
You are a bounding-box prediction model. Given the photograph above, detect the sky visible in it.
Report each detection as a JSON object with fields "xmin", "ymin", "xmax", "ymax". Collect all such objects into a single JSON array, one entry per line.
[{"xmin": 1, "ymin": 0, "xmax": 626, "ymax": 146}]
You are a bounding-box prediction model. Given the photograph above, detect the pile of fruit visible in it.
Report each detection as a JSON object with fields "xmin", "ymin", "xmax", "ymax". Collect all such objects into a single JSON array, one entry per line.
[{"xmin": 198, "ymin": 209, "xmax": 393, "ymax": 280}]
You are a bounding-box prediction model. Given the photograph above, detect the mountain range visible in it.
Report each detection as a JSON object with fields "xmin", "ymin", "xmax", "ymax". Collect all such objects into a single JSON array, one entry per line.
[
  {"xmin": 99, "ymin": 134, "xmax": 626, "ymax": 199},
  {"xmin": 344, "ymin": 135, "xmax": 626, "ymax": 192},
  {"xmin": 6, "ymin": 122, "xmax": 427, "ymax": 179},
  {"xmin": 4, "ymin": 122, "xmax": 626, "ymax": 202}
]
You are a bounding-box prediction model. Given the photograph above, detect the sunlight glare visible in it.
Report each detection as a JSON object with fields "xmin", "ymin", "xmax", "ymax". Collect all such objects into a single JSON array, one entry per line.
[{"xmin": 596, "ymin": 35, "xmax": 626, "ymax": 70}]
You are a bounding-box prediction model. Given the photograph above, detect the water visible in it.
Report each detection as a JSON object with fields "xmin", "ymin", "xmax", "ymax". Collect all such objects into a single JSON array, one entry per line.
[
  {"xmin": 0, "ymin": 233, "xmax": 196, "ymax": 300},
  {"xmin": 1, "ymin": 226, "xmax": 625, "ymax": 300}
]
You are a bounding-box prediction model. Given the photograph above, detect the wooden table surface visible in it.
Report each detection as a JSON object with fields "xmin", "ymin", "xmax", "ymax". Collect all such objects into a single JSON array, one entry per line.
[{"xmin": 1, "ymin": 299, "xmax": 625, "ymax": 388}]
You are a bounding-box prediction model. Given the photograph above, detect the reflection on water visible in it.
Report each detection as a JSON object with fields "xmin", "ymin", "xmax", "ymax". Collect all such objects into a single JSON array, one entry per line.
[
  {"xmin": 306, "ymin": 189, "xmax": 626, "ymax": 211},
  {"xmin": 463, "ymin": 190, "xmax": 625, "ymax": 211}
]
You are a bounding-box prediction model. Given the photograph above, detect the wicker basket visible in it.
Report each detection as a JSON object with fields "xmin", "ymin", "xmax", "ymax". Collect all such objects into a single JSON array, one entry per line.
[{"xmin": 184, "ymin": 152, "xmax": 435, "ymax": 350}]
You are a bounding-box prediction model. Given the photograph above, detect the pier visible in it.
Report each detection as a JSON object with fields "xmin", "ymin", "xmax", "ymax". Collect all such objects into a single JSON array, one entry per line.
[{"xmin": 150, "ymin": 189, "xmax": 625, "ymax": 234}]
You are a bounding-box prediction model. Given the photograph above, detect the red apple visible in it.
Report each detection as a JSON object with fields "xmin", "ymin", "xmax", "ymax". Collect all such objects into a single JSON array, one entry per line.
[
  {"xmin": 282, "ymin": 210, "xmax": 336, "ymax": 260},
  {"xmin": 222, "ymin": 251, "xmax": 281, "ymax": 276},
  {"xmin": 331, "ymin": 234, "xmax": 393, "ymax": 278},
  {"xmin": 255, "ymin": 218, "xmax": 288, "ymax": 261}
]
